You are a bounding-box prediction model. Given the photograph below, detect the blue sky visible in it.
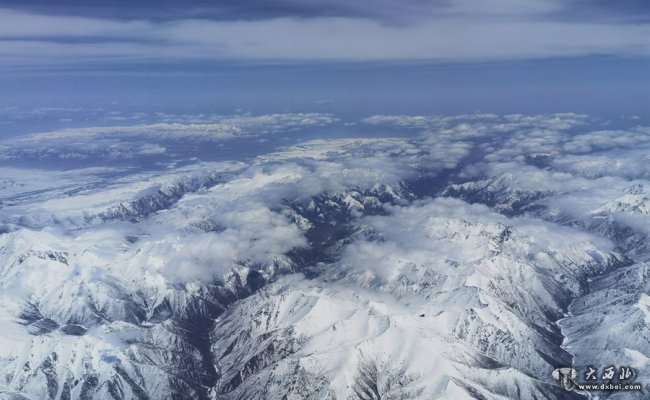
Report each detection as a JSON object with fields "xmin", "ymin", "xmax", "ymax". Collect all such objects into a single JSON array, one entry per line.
[{"xmin": 0, "ymin": 0, "xmax": 648, "ymax": 136}]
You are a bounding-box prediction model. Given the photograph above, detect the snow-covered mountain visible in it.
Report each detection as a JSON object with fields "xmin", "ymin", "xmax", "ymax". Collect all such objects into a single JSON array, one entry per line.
[{"xmin": 0, "ymin": 113, "xmax": 648, "ymax": 399}]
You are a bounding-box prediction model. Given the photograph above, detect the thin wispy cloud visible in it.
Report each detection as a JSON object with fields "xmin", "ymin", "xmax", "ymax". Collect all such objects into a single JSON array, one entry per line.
[{"xmin": 0, "ymin": 1, "xmax": 648, "ymax": 66}]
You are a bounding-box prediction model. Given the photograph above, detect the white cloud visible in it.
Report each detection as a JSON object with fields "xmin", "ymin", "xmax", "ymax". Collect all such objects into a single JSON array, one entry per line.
[
  {"xmin": 562, "ymin": 127, "xmax": 650, "ymax": 153},
  {"xmin": 0, "ymin": 7, "xmax": 648, "ymax": 65},
  {"xmin": 340, "ymin": 197, "xmax": 614, "ymax": 286},
  {"xmin": 148, "ymin": 206, "xmax": 309, "ymax": 282},
  {"xmin": 9, "ymin": 113, "xmax": 337, "ymax": 142},
  {"xmin": 551, "ymin": 149, "xmax": 650, "ymax": 179},
  {"xmin": 362, "ymin": 113, "xmax": 591, "ymax": 143},
  {"xmin": 137, "ymin": 144, "xmax": 166, "ymax": 155},
  {"xmin": 0, "ymin": 113, "xmax": 338, "ymax": 161}
]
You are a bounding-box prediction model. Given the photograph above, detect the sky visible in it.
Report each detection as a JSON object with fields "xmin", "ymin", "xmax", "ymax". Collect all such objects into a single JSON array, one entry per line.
[{"xmin": 0, "ymin": 0, "xmax": 648, "ymax": 136}]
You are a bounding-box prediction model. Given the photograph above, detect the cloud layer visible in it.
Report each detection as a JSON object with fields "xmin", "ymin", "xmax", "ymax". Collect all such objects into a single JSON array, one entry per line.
[
  {"xmin": 0, "ymin": 2, "xmax": 648, "ymax": 65},
  {"xmin": 0, "ymin": 113, "xmax": 338, "ymax": 161}
]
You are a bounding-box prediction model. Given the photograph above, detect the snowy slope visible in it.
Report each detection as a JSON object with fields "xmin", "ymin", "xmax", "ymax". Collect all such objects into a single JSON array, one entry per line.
[
  {"xmin": 0, "ymin": 113, "xmax": 649, "ymax": 399},
  {"xmin": 209, "ymin": 198, "xmax": 622, "ymax": 399}
]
